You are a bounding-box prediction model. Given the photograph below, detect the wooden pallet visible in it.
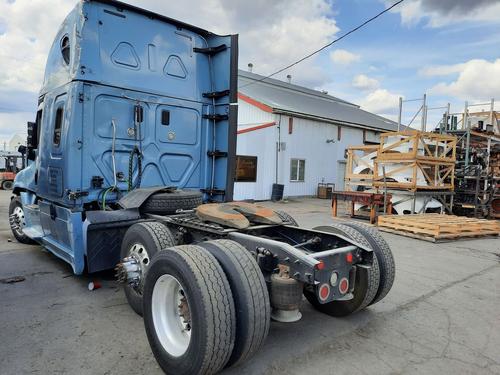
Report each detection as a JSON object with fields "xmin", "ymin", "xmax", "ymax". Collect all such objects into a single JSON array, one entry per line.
[{"xmin": 377, "ymin": 214, "xmax": 500, "ymax": 242}]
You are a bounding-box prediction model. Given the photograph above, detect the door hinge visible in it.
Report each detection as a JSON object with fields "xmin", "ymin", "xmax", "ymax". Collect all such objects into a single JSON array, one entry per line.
[
  {"xmin": 203, "ymin": 114, "xmax": 228, "ymax": 122},
  {"xmin": 202, "ymin": 90, "xmax": 230, "ymax": 99},
  {"xmin": 201, "ymin": 189, "xmax": 226, "ymax": 196},
  {"xmin": 193, "ymin": 44, "xmax": 227, "ymax": 55},
  {"xmin": 207, "ymin": 150, "xmax": 228, "ymax": 158}
]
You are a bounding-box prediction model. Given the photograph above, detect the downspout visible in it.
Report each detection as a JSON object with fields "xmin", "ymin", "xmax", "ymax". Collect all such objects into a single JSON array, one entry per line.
[{"xmin": 276, "ymin": 114, "xmax": 282, "ymax": 184}]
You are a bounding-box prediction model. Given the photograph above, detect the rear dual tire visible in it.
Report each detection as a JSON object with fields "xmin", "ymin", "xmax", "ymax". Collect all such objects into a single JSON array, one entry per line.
[
  {"xmin": 305, "ymin": 223, "xmax": 380, "ymax": 317},
  {"xmin": 340, "ymin": 221, "xmax": 395, "ymax": 305},
  {"xmin": 120, "ymin": 222, "xmax": 176, "ymax": 316},
  {"xmin": 143, "ymin": 240, "xmax": 270, "ymax": 374},
  {"xmin": 143, "ymin": 245, "xmax": 236, "ymax": 375},
  {"xmin": 199, "ymin": 240, "xmax": 270, "ymax": 368}
]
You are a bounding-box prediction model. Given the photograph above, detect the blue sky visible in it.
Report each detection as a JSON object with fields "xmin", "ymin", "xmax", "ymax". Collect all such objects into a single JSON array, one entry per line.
[
  {"xmin": 324, "ymin": 0, "xmax": 500, "ymax": 125},
  {"xmin": 0, "ymin": 0, "xmax": 499, "ymax": 144}
]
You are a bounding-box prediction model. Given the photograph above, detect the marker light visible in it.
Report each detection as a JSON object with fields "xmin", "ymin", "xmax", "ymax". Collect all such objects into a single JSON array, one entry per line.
[
  {"xmin": 315, "ymin": 260, "xmax": 325, "ymax": 270},
  {"xmin": 346, "ymin": 252, "xmax": 353, "ymax": 263},
  {"xmin": 330, "ymin": 272, "xmax": 338, "ymax": 286},
  {"xmin": 319, "ymin": 284, "xmax": 330, "ymax": 301},
  {"xmin": 339, "ymin": 277, "xmax": 349, "ymax": 294}
]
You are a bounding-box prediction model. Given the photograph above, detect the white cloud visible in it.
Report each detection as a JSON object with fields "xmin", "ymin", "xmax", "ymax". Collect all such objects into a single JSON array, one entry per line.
[
  {"xmin": 330, "ymin": 49, "xmax": 360, "ymax": 65},
  {"xmin": 0, "ymin": 0, "xmax": 339, "ymax": 138},
  {"xmin": 129, "ymin": 0, "xmax": 339, "ymax": 84},
  {"xmin": 390, "ymin": 0, "xmax": 500, "ymax": 28},
  {"xmin": 429, "ymin": 59, "xmax": 500, "ymax": 101},
  {"xmin": 0, "ymin": 111, "xmax": 30, "ymax": 145},
  {"xmin": 0, "ymin": 0, "xmax": 75, "ymax": 92},
  {"xmin": 419, "ymin": 63, "xmax": 467, "ymax": 77},
  {"xmin": 352, "ymin": 74, "xmax": 379, "ymax": 91},
  {"xmin": 359, "ymin": 89, "xmax": 402, "ymax": 113}
]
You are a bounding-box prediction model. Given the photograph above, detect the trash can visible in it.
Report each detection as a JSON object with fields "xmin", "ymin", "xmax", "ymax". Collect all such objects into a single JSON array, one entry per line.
[{"xmin": 271, "ymin": 183, "xmax": 284, "ymax": 201}]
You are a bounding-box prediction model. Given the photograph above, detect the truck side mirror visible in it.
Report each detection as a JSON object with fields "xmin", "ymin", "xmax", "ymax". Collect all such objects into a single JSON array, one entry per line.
[
  {"xmin": 26, "ymin": 121, "xmax": 38, "ymax": 161},
  {"xmin": 134, "ymin": 105, "xmax": 144, "ymax": 123}
]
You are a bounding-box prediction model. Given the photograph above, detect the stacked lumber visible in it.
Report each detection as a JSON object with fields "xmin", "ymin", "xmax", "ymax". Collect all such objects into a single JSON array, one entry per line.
[{"xmin": 377, "ymin": 213, "xmax": 500, "ymax": 242}]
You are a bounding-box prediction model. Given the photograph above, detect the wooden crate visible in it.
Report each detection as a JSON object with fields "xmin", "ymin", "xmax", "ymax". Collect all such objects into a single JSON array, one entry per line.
[
  {"xmin": 345, "ymin": 145, "xmax": 378, "ymax": 191},
  {"xmin": 373, "ymin": 130, "xmax": 456, "ymax": 191},
  {"xmin": 377, "ymin": 130, "xmax": 456, "ymax": 162},
  {"xmin": 373, "ymin": 159, "xmax": 455, "ymax": 191},
  {"xmin": 377, "ymin": 213, "xmax": 500, "ymax": 242}
]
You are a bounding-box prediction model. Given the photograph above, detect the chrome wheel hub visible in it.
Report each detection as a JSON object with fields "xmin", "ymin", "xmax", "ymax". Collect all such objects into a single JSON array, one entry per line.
[
  {"xmin": 152, "ymin": 274, "xmax": 192, "ymax": 357},
  {"xmin": 125, "ymin": 243, "xmax": 150, "ymax": 290},
  {"xmin": 10, "ymin": 206, "xmax": 26, "ymax": 235}
]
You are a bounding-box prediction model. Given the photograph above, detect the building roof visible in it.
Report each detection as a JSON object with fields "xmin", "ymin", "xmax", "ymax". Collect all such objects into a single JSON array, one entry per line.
[{"xmin": 238, "ymin": 70, "xmax": 398, "ymax": 132}]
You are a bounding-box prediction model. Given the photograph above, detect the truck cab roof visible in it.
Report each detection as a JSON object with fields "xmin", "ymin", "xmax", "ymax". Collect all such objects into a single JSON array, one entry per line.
[{"xmin": 41, "ymin": 0, "xmax": 232, "ymax": 101}]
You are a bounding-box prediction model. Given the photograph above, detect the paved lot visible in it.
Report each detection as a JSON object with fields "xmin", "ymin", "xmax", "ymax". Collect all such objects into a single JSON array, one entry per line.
[{"xmin": 1, "ymin": 190, "xmax": 499, "ymax": 375}]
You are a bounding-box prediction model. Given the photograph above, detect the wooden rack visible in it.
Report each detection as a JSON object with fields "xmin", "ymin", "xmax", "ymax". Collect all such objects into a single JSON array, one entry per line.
[
  {"xmin": 373, "ymin": 131, "xmax": 456, "ymax": 191},
  {"xmin": 345, "ymin": 145, "xmax": 378, "ymax": 191}
]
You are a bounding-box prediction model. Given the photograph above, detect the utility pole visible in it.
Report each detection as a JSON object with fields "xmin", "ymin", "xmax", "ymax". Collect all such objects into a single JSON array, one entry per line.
[
  {"xmin": 397, "ymin": 97, "xmax": 403, "ymax": 131},
  {"xmin": 464, "ymin": 101, "xmax": 470, "ymax": 168},
  {"xmin": 420, "ymin": 94, "xmax": 426, "ymax": 132}
]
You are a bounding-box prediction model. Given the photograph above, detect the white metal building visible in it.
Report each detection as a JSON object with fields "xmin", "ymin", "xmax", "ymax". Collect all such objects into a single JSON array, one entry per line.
[{"xmin": 234, "ymin": 70, "xmax": 398, "ymax": 201}]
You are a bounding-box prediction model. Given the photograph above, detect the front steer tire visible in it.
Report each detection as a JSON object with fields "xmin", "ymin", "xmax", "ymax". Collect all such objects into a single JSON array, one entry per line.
[
  {"xmin": 120, "ymin": 222, "xmax": 176, "ymax": 316},
  {"xmin": 9, "ymin": 196, "xmax": 36, "ymax": 244},
  {"xmin": 141, "ymin": 190, "xmax": 203, "ymax": 215},
  {"xmin": 304, "ymin": 223, "xmax": 380, "ymax": 317},
  {"xmin": 143, "ymin": 245, "xmax": 236, "ymax": 375},
  {"xmin": 199, "ymin": 239, "xmax": 271, "ymax": 368}
]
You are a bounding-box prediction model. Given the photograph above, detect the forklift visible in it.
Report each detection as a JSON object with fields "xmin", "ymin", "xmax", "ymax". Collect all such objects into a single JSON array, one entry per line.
[{"xmin": 0, "ymin": 151, "xmax": 24, "ymax": 190}]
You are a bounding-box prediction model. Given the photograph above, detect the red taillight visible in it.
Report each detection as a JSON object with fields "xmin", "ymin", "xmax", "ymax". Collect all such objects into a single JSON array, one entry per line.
[
  {"xmin": 339, "ymin": 277, "xmax": 349, "ymax": 294},
  {"xmin": 315, "ymin": 260, "xmax": 325, "ymax": 270},
  {"xmin": 319, "ymin": 284, "xmax": 330, "ymax": 301},
  {"xmin": 346, "ymin": 252, "xmax": 353, "ymax": 263}
]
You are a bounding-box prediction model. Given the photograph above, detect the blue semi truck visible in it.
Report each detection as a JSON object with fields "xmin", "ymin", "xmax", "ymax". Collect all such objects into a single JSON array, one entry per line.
[{"xmin": 8, "ymin": 1, "xmax": 395, "ymax": 374}]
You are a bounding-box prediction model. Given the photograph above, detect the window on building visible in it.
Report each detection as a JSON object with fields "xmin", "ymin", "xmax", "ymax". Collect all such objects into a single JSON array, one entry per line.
[
  {"xmin": 337, "ymin": 126, "xmax": 342, "ymax": 141},
  {"xmin": 288, "ymin": 117, "xmax": 293, "ymax": 134},
  {"xmin": 290, "ymin": 159, "xmax": 305, "ymax": 182},
  {"xmin": 53, "ymin": 106, "xmax": 64, "ymax": 147},
  {"xmin": 235, "ymin": 155, "xmax": 257, "ymax": 182}
]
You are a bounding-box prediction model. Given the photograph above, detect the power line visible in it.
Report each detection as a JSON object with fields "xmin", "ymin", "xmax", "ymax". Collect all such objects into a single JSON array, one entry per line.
[{"xmin": 240, "ymin": 0, "xmax": 405, "ymax": 88}]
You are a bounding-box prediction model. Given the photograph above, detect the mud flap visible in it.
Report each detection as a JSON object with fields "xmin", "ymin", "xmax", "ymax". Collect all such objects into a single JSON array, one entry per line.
[{"xmin": 85, "ymin": 209, "xmax": 142, "ymax": 273}]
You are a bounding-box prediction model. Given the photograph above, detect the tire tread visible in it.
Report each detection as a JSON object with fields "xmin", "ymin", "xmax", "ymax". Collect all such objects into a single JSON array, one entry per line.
[
  {"xmin": 341, "ymin": 222, "xmax": 395, "ymax": 305},
  {"xmin": 142, "ymin": 190, "xmax": 203, "ymax": 215},
  {"xmin": 171, "ymin": 245, "xmax": 235, "ymax": 374},
  {"xmin": 202, "ymin": 239, "xmax": 270, "ymax": 367}
]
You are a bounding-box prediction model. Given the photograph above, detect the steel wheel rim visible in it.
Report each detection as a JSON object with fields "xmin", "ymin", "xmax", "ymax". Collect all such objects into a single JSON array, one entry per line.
[
  {"xmin": 12, "ymin": 206, "xmax": 26, "ymax": 235},
  {"xmin": 152, "ymin": 274, "xmax": 191, "ymax": 357}
]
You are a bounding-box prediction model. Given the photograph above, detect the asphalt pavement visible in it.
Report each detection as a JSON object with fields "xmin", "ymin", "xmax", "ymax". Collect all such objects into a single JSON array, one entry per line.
[{"xmin": 1, "ymin": 191, "xmax": 499, "ymax": 375}]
